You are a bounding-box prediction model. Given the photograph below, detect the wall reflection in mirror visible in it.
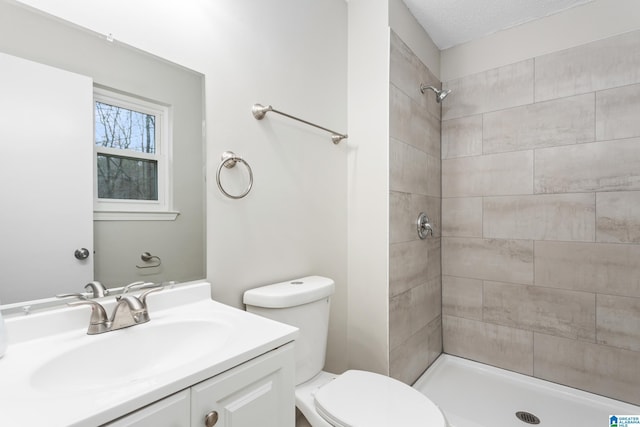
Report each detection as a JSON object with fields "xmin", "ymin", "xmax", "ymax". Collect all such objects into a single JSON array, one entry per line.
[{"xmin": 0, "ymin": 1, "xmax": 205, "ymax": 306}]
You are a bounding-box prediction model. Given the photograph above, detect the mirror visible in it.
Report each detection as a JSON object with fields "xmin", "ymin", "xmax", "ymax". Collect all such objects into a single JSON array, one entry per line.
[{"xmin": 0, "ymin": 1, "xmax": 205, "ymax": 306}]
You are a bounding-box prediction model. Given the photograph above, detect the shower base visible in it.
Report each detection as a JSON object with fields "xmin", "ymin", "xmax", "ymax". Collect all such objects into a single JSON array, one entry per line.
[{"xmin": 413, "ymin": 354, "xmax": 640, "ymax": 427}]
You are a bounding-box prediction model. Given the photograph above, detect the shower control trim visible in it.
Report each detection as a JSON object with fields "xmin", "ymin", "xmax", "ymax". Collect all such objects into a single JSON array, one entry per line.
[{"xmin": 417, "ymin": 212, "xmax": 433, "ymax": 239}]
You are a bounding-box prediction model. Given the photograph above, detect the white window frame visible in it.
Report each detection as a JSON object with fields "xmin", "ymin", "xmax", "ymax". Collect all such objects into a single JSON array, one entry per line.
[{"xmin": 93, "ymin": 87, "xmax": 177, "ymax": 221}]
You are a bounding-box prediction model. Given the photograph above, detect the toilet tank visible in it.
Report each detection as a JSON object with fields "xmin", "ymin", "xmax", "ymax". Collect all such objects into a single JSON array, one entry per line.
[{"xmin": 243, "ymin": 276, "xmax": 335, "ymax": 385}]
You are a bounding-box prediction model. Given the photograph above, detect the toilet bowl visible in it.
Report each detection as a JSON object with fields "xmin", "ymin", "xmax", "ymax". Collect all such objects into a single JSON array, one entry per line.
[
  {"xmin": 296, "ymin": 370, "xmax": 448, "ymax": 427},
  {"xmin": 243, "ymin": 276, "xmax": 448, "ymax": 427}
]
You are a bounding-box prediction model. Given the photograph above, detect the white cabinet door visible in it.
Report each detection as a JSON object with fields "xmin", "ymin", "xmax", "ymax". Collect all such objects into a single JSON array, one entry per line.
[
  {"xmin": 103, "ymin": 389, "xmax": 190, "ymax": 427},
  {"xmin": 0, "ymin": 52, "xmax": 94, "ymax": 303},
  {"xmin": 191, "ymin": 343, "xmax": 296, "ymax": 427}
]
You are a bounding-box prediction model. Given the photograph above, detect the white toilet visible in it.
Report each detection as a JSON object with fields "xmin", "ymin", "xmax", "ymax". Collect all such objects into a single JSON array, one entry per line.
[{"xmin": 243, "ymin": 276, "xmax": 448, "ymax": 427}]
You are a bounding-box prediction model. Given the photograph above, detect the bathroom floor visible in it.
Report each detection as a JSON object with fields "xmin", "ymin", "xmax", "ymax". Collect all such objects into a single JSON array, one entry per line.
[
  {"xmin": 296, "ymin": 409, "xmax": 313, "ymax": 427},
  {"xmin": 413, "ymin": 355, "xmax": 640, "ymax": 427}
]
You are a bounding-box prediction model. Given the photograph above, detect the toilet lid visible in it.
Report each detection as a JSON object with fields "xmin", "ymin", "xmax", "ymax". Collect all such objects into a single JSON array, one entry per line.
[{"xmin": 314, "ymin": 370, "xmax": 447, "ymax": 427}]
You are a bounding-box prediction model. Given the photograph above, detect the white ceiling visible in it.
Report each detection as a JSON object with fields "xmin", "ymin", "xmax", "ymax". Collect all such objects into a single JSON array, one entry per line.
[{"xmin": 402, "ymin": 0, "xmax": 594, "ymax": 50}]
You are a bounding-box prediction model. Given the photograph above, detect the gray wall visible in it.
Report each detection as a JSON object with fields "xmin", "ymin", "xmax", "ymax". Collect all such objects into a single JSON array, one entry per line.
[
  {"xmin": 388, "ymin": 31, "xmax": 442, "ymax": 385},
  {"xmin": 0, "ymin": 2, "xmax": 205, "ymax": 290},
  {"xmin": 441, "ymin": 29, "xmax": 640, "ymax": 405}
]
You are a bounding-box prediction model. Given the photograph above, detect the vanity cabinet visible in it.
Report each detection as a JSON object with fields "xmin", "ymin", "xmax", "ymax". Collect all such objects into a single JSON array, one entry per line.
[
  {"xmin": 104, "ymin": 343, "xmax": 295, "ymax": 427},
  {"xmin": 104, "ymin": 390, "xmax": 190, "ymax": 427}
]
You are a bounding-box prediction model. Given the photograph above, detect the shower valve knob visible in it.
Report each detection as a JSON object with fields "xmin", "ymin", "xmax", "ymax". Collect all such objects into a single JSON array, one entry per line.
[{"xmin": 417, "ymin": 212, "xmax": 433, "ymax": 239}]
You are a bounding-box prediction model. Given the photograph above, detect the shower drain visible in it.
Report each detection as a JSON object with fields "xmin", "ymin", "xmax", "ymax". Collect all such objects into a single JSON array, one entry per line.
[{"xmin": 515, "ymin": 411, "xmax": 541, "ymax": 424}]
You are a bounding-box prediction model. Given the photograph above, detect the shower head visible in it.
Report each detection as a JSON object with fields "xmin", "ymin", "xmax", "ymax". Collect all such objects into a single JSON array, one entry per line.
[{"xmin": 419, "ymin": 84, "xmax": 451, "ymax": 103}]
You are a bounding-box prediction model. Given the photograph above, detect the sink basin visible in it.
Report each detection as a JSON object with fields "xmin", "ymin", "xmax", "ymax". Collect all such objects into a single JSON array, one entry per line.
[
  {"xmin": 30, "ymin": 319, "xmax": 232, "ymax": 391},
  {"xmin": 0, "ymin": 282, "xmax": 298, "ymax": 427}
]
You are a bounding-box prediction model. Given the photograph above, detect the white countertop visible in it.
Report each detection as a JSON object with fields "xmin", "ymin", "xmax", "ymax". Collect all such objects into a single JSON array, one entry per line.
[{"xmin": 0, "ymin": 282, "xmax": 298, "ymax": 427}]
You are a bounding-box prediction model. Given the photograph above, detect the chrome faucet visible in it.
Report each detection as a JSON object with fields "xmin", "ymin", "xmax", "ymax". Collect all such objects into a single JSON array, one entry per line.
[
  {"xmin": 67, "ymin": 299, "xmax": 111, "ymax": 334},
  {"xmin": 68, "ymin": 285, "xmax": 163, "ymax": 335},
  {"xmin": 109, "ymin": 289, "xmax": 158, "ymax": 330}
]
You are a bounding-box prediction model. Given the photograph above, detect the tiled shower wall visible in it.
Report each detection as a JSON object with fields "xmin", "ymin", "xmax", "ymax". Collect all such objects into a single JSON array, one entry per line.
[
  {"xmin": 441, "ymin": 30, "xmax": 640, "ymax": 405},
  {"xmin": 388, "ymin": 31, "xmax": 442, "ymax": 385}
]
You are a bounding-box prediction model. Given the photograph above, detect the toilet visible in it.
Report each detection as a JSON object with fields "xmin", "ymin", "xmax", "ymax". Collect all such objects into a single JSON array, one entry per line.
[{"xmin": 243, "ymin": 276, "xmax": 448, "ymax": 427}]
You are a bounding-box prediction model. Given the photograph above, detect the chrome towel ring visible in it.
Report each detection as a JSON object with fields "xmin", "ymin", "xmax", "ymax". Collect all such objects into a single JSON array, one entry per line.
[{"xmin": 216, "ymin": 151, "xmax": 253, "ymax": 199}]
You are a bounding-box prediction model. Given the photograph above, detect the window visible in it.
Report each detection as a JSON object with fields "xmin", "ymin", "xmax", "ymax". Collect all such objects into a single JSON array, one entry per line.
[{"xmin": 93, "ymin": 88, "xmax": 176, "ymax": 220}]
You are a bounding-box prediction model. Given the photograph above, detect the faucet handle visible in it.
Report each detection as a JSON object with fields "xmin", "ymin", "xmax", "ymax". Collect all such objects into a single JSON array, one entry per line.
[
  {"xmin": 84, "ymin": 281, "xmax": 108, "ymax": 298},
  {"xmin": 140, "ymin": 286, "xmax": 164, "ymax": 307},
  {"xmin": 121, "ymin": 281, "xmax": 146, "ymax": 294},
  {"xmin": 56, "ymin": 292, "xmax": 87, "ymax": 300},
  {"xmin": 121, "ymin": 281, "xmax": 159, "ymax": 295},
  {"xmin": 67, "ymin": 300, "xmax": 110, "ymax": 334}
]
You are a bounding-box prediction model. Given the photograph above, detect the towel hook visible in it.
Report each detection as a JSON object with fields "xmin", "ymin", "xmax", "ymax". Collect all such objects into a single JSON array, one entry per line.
[{"xmin": 136, "ymin": 252, "xmax": 161, "ymax": 269}]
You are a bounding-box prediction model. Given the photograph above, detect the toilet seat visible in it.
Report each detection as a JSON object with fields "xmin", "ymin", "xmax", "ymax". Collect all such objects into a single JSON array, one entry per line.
[{"xmin": 313, "ymin": 370, "xmax": 447, "ymax": 427}]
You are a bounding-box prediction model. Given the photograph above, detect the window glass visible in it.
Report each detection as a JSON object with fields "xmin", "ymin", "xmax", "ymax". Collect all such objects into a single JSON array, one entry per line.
[
  {"xmin": 96, "ymin": 154, "xmax": 158, "ymax": 200},
  {"xmin": 94, "ymin": 101, "xmax": 156, "ymax": 154}
]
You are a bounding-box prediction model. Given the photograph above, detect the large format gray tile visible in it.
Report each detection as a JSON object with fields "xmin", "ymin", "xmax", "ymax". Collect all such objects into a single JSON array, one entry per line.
[
  {"xmin": 483, "ymin": 281, "xmax": 595, "ymax": 341},
  {"xmin": 596, "ymin": 191, "xmax": 640, "ymax": 243},
  {"xmin": 425, "ymin": 116, "xmax": 441, "ymax": 160},
  {"xmin": 442, "ymin": 237, "xmax": 534, "ymax": 285},
  {"xmin": 389, "ymin": 31, "xmax": 424, "ymax": 101},
  {"xmin": 443, "ymin": 315, "xmax": 533, "ymax": 375},
  {"xmin": 426, "ymin": 315, "xmax": 443, "ymax": 367},
  {"xmin": 483, "ymin": 193, "xmax": 595, "ymax": 241},
  {"xmin": 483, "ymin": 93, "xmax": 594, "ymax": 154},
  {"xmin": 390, "ymin": 192, "xmax": 441, "ymax": 243},
  {"xmin": 410, "ymin": 277, "xmax": 441, "ymax": 337},
  {"xmin": 427, "ymin": 196, "xmax": 442, "ymax": 239},
  {"xmin": 535, "ymin": 30, "xmax": 640, "ymax": 102},
  {"xmin": 534, "ymin": 138, "xmax": 640, "ymax": 193},
  {"xmin": 390, "ymin": 276, "xmax": 440, "ymax": 351},
  {"xmin": 442, "ymin": 197, "xmax": 482, "ymax": 237},
  {"xmin": 390, "ymin": 31, "xmax": 441, "ymax": 120},
  {"xmin": 390, "ymin": 316, "xmax": 441, "ymax": 385},
  {"xmin": 426, "ymin": 237, "xmax": 441, "ymax": 281},
  {"xmin": 443, "ymin": 151, "xmax": 533, "ymax": 197},
  {"xmin": 390, "ymin": 191, "xmax": 415, "ymax": 244},
  {"xmin": 442, "ymin": 115, "xmax": 482, "ymax": 159},
  {"xmin": 442, "ymin": 275, "xmax": 483, "ymax": 320},
  {"xmin": 389, "ymin": 240, "xmax": 429, "ymax": 297},
  {"xmin": 390, "ymin": 290, "xmax": 412, "ymax": 350},
  {"xmin": 390, "ymin": 138, "xmax": 428, "ymax": 195},
  {"xmin": 390, "ymin": 323, "xmax": 429, "ymax": 384},
  {"xmin": 534, "ymin": 333, "xmax": 640, "ymax": 405},
  {"xmin": 597, "ymin": 294, "xmax": 640, "ymax": 353},
  {"xmin": 596, "ymin": 83, "xmax": 640, "ymax": 141},
  {"xmin": 443, "ymin": 59, "xmax": 534, "ymax": 120},
  {"xmin": 426, "ymin": 153, "xmax": 441, "ymax": 198},
  {"xmin": 390, "ymin": 85, "xmax": 440, "ymax": 156},
  {"xmin": 534, "ymin": 240, "xmax": 640, "ymax": 298},
  {"xmin": 390, "ymin": 85, "xmax": 419, "ymax": 149}
]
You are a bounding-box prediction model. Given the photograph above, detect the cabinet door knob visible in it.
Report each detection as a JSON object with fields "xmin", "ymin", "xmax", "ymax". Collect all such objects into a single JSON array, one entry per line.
[{"xmin": 204, "ymin": 410, "xmax": 219, "ymax": 427}]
